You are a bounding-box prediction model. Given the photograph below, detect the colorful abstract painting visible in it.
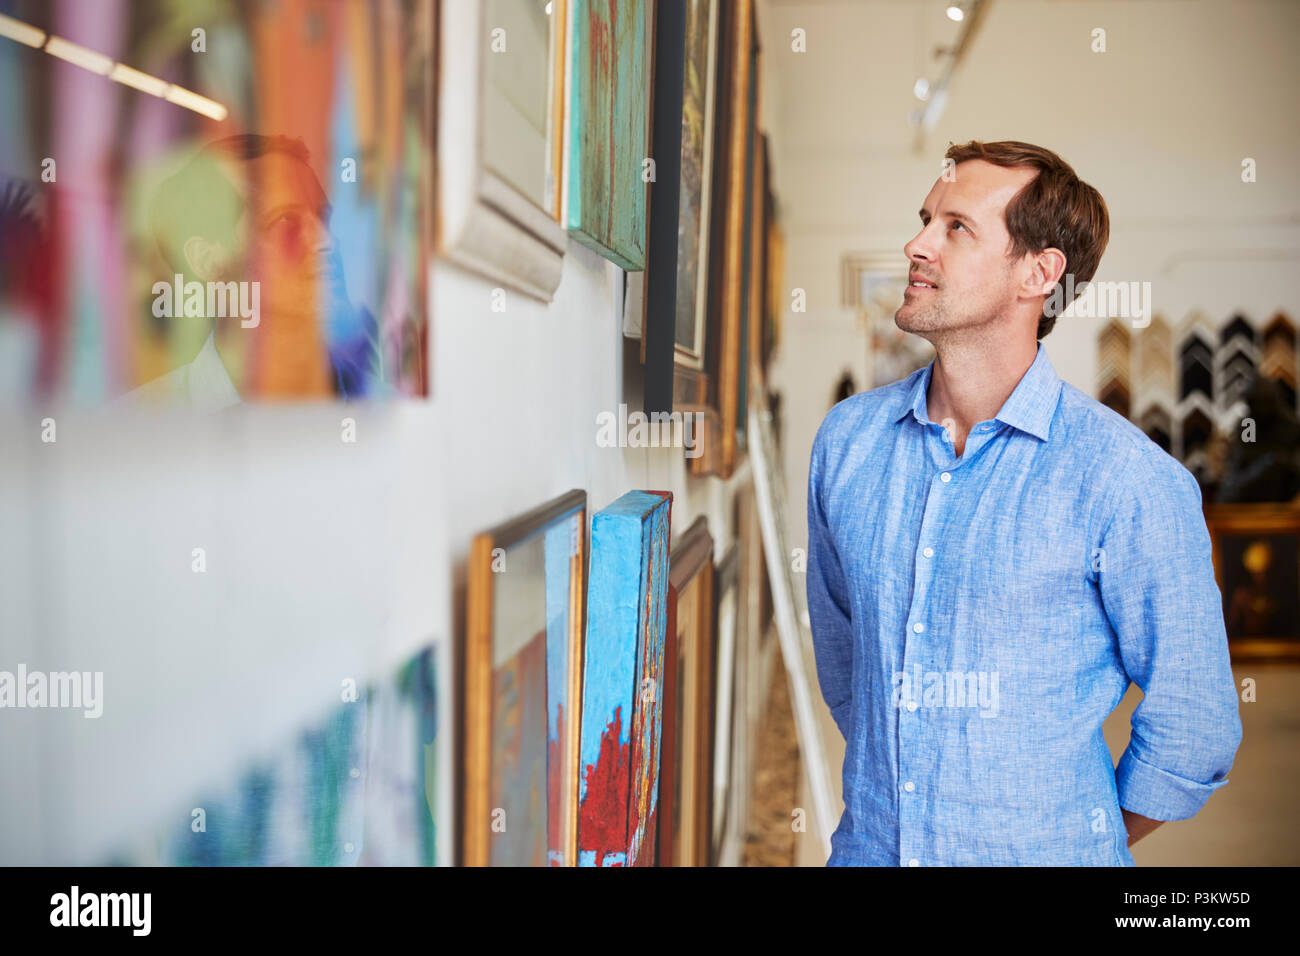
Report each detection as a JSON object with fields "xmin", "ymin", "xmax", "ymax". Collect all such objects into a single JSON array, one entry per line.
[
  {"xmin": 565, "ymin": 0, "xmax": 652, "ymax": 270},
  {"xmin": 153, "ymin": 643, "xmax": 440, "ymax": 867},
  {"xmin": 577, "ymin": 490, "xmax": 672, "ymax": 867},
  {"xmin": 0, "ymin": 0, "xmax": 432, "ymax": 405}
]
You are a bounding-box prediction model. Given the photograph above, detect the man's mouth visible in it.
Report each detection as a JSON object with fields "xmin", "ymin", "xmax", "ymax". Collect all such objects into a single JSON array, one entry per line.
[{"xmin": 908, "ymin": 275, "xmax": 938, "ymax": 289}]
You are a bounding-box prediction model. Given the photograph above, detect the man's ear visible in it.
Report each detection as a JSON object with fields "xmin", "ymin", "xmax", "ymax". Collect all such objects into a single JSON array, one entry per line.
[
  {"xmin": 181, "ymin": 236, "xmax": 227, "ymax": 281},
  {"xmin": 1023, "ymin": 247, "xmax": 1067, "ymax": 297}
]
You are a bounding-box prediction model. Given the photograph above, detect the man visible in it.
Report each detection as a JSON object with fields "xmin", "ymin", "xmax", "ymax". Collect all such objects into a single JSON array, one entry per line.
[
  {"xmin": 806, "ymin": 140, "xmax": 1241, "ymax": 866},
  {"xmin": 125, "ymin": 134, "xmax": 383, "ymax": 407}
]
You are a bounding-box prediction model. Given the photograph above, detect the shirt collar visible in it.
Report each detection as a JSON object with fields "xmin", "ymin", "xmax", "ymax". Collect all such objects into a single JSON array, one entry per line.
[{"xmin": 892, "ymin": 342, "xmax": 1063, "ymax": 441}]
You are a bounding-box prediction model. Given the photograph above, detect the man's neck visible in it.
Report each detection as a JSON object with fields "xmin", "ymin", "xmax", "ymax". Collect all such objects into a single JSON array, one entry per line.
[{"xmin": 926, "ymin": 335, "xmax": 1039, "ymax": 455}]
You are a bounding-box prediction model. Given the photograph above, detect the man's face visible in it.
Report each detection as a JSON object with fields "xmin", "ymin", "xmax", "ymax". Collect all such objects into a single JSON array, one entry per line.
[
  {"xmin": 896, "ymin": 159, "xmax": 1038, "ymax": 337},
  {"xmin": 220, "ymin": 151, "xmax": 334, "ymax": 322}
]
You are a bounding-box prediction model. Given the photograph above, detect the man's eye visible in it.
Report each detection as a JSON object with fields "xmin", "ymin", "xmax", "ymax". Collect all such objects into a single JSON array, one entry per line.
[{"xmin": 951, "ymin": 221, "xmax": 966, "ymax": 231}]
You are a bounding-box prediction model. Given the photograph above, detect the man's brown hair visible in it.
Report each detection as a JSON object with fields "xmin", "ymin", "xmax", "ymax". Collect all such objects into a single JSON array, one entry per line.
[{"xmin": 944, "ymin": 140, "xmax": 1109, "ymax": 339}]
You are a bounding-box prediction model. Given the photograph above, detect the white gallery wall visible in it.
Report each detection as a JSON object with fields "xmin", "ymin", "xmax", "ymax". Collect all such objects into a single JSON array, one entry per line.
[{"xmin": 0, "ymin": 232, "xmax": 748, "ymax": 864}]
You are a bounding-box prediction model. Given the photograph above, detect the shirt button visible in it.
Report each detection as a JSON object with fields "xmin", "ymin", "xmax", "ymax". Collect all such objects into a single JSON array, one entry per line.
[
  {"xmin": 908, "ymin": 858, "xmax": 920, "ymax": 867},
  {"xmin": 912, "ymin": 622, "xmax": 924, "ymax": 633},
  {"xmin": 940, "ymin": 472, "xmax": 951, "ymax": 482},
  {"xmin": 906, "ymin": 701, "xmax": 917, "ymax": 712},
  {"xmin": 904, "ymin": 781, "xmax": 915, "ymax": 792},
  {"xmin": 922, "ymin": 546, "xmax": 934, "ymax": 558}
]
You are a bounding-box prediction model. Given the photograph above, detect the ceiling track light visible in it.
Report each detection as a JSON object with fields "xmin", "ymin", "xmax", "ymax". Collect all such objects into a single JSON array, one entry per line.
[{"xmin": 0, "ymin": 14, "xmax": 228, "ymax": 122}]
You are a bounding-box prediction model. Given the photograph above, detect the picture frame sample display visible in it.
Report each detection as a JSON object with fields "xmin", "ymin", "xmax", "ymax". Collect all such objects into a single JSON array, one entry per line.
[
  {"xmin": 643, "ymin": 0, "xmax": 721, "ymax": 415},
  {"xmin": 577, "ymin": 490, "xmax": 673, "ymax": 866},
  {"xmin": 657, "ymin": 515, "xmax": 716, "ymax": 866},
  {"xmin": 439, "ymin": 0, "xmax": 567, "ymax": 300},
  {"xmin": 0, "ymin": 0, "xmax": 434, "ymax": 404},
  {"xmin": 1205, "ymin": 503, "xmax": 1300, "ymax": 662},
  {"xmin": 564, "ymin": 0, "xmax": 653, "ymax": 270},
  {"xmin": 465, "ymin": 489, "xmax": 588, "ymax": 866}
]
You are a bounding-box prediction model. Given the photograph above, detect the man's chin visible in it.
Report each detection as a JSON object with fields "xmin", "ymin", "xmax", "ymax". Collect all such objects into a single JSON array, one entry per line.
[{"xmin": 894, "ymin": 308, "xmax": 930, "ymax": 333}]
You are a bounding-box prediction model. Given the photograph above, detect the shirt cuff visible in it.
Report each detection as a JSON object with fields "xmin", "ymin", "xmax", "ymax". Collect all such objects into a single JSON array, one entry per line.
[{"xmin": 1115, "ymin": 748, "xmax": 1229, "ymax": 822}]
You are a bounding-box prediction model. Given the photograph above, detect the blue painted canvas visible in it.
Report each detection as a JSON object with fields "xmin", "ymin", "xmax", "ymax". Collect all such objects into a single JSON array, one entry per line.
[{"xmin": 576, "ymin": 490, "xmax": 672, "ymax": 867}]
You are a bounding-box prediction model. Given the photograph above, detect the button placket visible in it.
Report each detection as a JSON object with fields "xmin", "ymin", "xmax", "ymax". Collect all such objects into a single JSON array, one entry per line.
[{"xmin": 898, "ymin": 468, "xmax": 953, "ymax": 873}]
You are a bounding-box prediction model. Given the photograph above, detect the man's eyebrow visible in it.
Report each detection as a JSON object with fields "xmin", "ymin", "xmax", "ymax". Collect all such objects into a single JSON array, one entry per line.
[{"xmin": 919, "ymin": 207, "xmax": 978, "ymax": 226}]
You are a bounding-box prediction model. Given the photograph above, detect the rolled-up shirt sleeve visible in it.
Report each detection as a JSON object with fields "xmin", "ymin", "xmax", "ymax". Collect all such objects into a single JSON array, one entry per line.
[
  {"xmin": 807, "ymin": 418, "xmax": 855, "ymax": 741},
  {"xmin": 1097, "ymin": 448, "xmax": 1243, "ymax": 821}
]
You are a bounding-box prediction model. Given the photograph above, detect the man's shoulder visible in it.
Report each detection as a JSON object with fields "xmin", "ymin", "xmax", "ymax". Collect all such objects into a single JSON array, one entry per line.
[{"xmin": 1054, "ymin": 380, "xmax": 1197, "ymax": 489}]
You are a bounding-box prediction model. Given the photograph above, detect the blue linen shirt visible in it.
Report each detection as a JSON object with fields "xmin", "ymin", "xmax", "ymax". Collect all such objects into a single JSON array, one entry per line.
[{"xmin": 805, "ymin": 342, "xmax": 1242, "ymax": 866}]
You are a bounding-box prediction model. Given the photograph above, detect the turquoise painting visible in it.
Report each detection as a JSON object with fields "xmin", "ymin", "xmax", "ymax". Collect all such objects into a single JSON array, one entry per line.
[{"xmin": 566, "ymin": 0, "xmax": 652, "ymax": 270}]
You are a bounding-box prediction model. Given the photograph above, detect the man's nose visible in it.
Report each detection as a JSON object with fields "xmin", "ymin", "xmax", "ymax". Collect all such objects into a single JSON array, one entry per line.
[{"xmin": 903, "ymin": 226, "xmax": 936, "ymax": 263}]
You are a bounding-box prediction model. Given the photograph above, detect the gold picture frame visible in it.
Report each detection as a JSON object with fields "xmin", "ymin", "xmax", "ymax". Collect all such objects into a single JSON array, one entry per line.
[
  {"xmin": 1205, "ymin": 502, "xmax": 1300, "ymax": 662},
  {"xmin": 463, "ymin": 489, "xmax": 587, "ymax": 866}
]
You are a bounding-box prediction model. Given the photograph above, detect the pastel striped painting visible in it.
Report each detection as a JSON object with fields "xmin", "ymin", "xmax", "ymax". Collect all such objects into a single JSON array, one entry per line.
[
  {"xmin": 565, "ymin": 0, "xmax": 653, "ymax": 270},
  {"xmin": 577, "ymin": 490, "xmax": 672, "ymax": 866}
]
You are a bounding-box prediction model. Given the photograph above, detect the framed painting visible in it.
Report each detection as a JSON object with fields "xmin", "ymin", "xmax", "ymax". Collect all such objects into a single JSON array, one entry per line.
[
  {"xmin": 576, "ymin": 489, "xmax": 673, "ymax": 867},
  {"xmin": 0, "ymin": 0, "xmax": 433, "ymax": 405},
  {"xmin": 1205, "ymin": 502, "xmax": 1300, "ymax": 662},
  {"xmin": 688, "ymin": 0, "xmax": 757, "ymax": 478},
  {"xmin": 641, "ymin": 0, "xmax": 721, "ymax": 415},
  {"xmin": 841, "ymin": 251, "xmax": 934, "ymax": 388},
  {"xmin": 464, "ymin": 489, "xmax": 587, "ymax": 866},
  {"xmin": 657, "ymin": 515, "xmax": 715, "ymax": 866},
  {"xmin": 438, "ymin": 0, "xmax": 568, "ymax": 301},
  {"xmin": 564, "ymin": 0, "xmax": 653, "ymax": 270},
  {"xmin": 709, "ymin": 543, "xmax": 739, "ymax": 866}
]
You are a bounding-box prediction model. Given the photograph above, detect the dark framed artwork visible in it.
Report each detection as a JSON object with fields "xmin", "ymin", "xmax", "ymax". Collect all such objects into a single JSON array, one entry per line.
[
  {"xmin": 762, "ymin": 161, "xmax": 784, "ymax": 379},
  {"xmin": 657, "ymin": 515, "xmax": 715, "ymax": 866},
  {"xmin": 464, "ymin": 489, "xmax": 587, "ymax": 866},
  {"xmin": 643, "ymin": 0, "xmax": 720, "ymax": 415},
  {"xmin": 1205, "ymin": 502, "xmax": 1300, "ymax": 662},
  {"xmin": 688, "ymin": 0, "xmax": 756, "ymax": 478}
]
